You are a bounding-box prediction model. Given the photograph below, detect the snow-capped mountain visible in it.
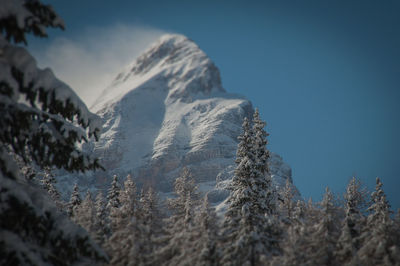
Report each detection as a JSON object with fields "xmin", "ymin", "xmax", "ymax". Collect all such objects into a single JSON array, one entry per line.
[{"xmin": 59, "ymin": 34, "xmax": 293, "ymax": 202}]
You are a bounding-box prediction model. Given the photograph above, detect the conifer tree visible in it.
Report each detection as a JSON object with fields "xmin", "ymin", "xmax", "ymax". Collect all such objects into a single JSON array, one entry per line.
[
  {"xmin": 107, "ymin": 175, "xmax": 121, "ymax": 210},
  {"xmin": 75, "ymin": 191, "xmax": 96, "ymax": 234},
  {"xmin": 252, "ymin": 109, "xmax": 270, "ymax": 174},
  {"xmin": 107, "ymin": 174, "xmax": 141, "ymax": 266},
  {"xmin": 252, "ymin": 109, "xmax": 276, "ymax": 214},
  {"xmin": 41, "ymin": 167, "xmax": 60, "ymax": 201},
  {"xmin": 0, "ymin": 1, "xmax": 106, "ymax": 263},
  {"xmin": 40, "ymin": 167, "xmax": 64, "ymax": 210},
  {"xmin": 138, "ymin": 187, "xmax": 164, "ymax": 265},
  {"xmin": 307, "ymin": 187, "xmax": 340, "ymax": 266},
  {"xmin": 293, "ymin": 199, "xmax": 306, "ymax": 224},
  {"xmin": 68, "ymin": 183, "xmax": 82, "ymax": 217},
  {"xmin": 94, "ymin": 191, "xmax": 108, "ymax": 246},
  {"xmin": 141, "ymin": 187, "xmax": 164, "ymax": 237},
  {"xmin": 335, "ymin": 177, "xmax": 366, "ymax": 264},
  {"xmin": 221, "ymin": 116, "xmax": 279, "ymax": 266},
  {"xmin": 191, "ymin": 195, "xmax": 220, "ymax": 266},
  {"xmin": 154, "ymin": 168, "xmax": 199, "ymax": 265},
  {"xmin": 357, "ymin": 177, "xmax": 399, "ymax": 265},
  {"xmin": 280, "ymin": 179, "xmax": 296, "ymax": 223}
]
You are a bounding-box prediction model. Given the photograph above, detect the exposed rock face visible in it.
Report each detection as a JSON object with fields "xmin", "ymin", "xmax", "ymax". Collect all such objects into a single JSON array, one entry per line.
[{"xmin": 58, "ymin": 34, "xmax": 294, "ymax": 201}]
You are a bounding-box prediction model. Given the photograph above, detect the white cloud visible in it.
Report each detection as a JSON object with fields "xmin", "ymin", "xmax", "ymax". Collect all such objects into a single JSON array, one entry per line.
[{"xmin": 32, "ymin": 24, "xmax": 167, "ymax": 108}]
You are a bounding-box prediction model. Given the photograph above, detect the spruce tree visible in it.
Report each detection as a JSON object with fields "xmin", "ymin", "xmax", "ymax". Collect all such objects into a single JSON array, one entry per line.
[
  {"xmin": 75, "ymin": 191, "xmax": 96, "ymax": 234},
  {"xmin": 141, "ymin": 187, "xmax": 164, "ymax": 237},
  {"xmin": 68, "ymin": 183, "xmax": 82, "ymax": 217},
  {"xmin": 292, "ymin": 199, "xmax": 306, "ymax": 224},
  {"xmin": 221, "ymin": 116, "xmax": 279, "ymax": 266},
  {"xmin": 94, "ymin": 191, "xmax": 108, "ymax": 246},
  {"xmin": 106, "ymin": 174, "xmax": 121, "ymax": 221},
  {"xmin": 357, "ymin": 177, "xmax": 399, "ymax": 265},
  {"xmin": 252, "ymin": 108, "xmax": 270, "ymax": 175},
  {"xmin": 40, "ymin": 167, "xmax": 63, "ymax": 209},
  {"xmin": 154, "ymin": 168, "xmax": 199, "ymax": 265},
  {"xmin": 280, "ymin": 179, "xmax": 296, "ymax": 223},
  {"xmin": 252, "ymin": 108, "xmax": 277, "ymax": 215},
  {"xmin": 307, "ymin": 187, "xmax": 340, "ymax": 266},
  {"xmin": 335, "ymin": 177, "xmax": 366, "ymax": 264},
  {"xmin": 138, "ymin": 187, "xmax": 164, "ymax": 265},
  {"xmin": 192, "ymin": 195, "xmax": 219, "ymax": 266},
  {"xmin": 107, "ymin": 175, "xmax": 142, "ymax": 266}
]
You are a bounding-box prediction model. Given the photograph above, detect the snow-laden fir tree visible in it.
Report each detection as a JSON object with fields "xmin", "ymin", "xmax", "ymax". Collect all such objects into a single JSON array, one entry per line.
[
  {"xmin": 74, "ymin": 191, "xmax": 96, "ymax": 235},
  {"xmin": 191, "ymin": 195, "xmax": 220, "ymax": 266},
  {"xmin": 252, "ymin": 109, "xmax": 276, "ymax": 214},
  {"xmin": 125, "ymin": 187, "xmax": 164, "ymax": 266},
  {"xmin": 271, "ymin": 197, "xmax": 321, "ymax": 266},
  {"xmin": 40, "ymin": 167, "xmax": 64, "ymax": 210},
  {"xmin": 292, "ymin": 199, "xmax": 306, "ymax": 224},
  {"xmin": 335, "ymin": 177, "xmax": 366, "ymax": 264},
  {"xmin": 109, "ymin": 174, "xmax": 137, "ymax": 231},
  {"xmin": 68, "ymin": 183, "xmax": 82, "ymax": 217},
  {"xmin": 279, "ymin": 179, "xmax": 296, "ymax": 223},
  {"xmin": 307, "ymin": 187, "xmax": 341, "ymax": 266},
  {"xmin": 106, "ymin": 174, "xmax": 121, "ymax": 216},
  {"xmin": 154, "ymin": 167, "xmax": 199, "ymax": 266},
  {"xmin": 141, "ymin": 187, "xmax": 164, "ymax": 238},
  {"xmin": 0, "ymin": 1, "xmax": 105, "ymax": 263},
  {"xmin": 107, "ymin": 174, "xmax": 142, "ymax": 266},
  {"xmin": 94, "ymin": 191, "xmax": 108, "ymax": 246},
  {"xmin": 357, "ymin": 177, "xmax": 400, "ymax": 265},
  {"xmin": 221, "ymin": 115, "xmax": 279, "ymax": 266}
]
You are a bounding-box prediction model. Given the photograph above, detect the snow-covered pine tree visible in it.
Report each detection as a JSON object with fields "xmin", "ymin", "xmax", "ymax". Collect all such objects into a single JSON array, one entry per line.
[
  {"xmin": 270, "ymin": 197, "xmax": 318, "ymax": 266},
  {"xmin": 252, "ymin": 108, "xmax": 276, "ymax": 215},
  {"xmin": 74, "ymin": 191, "xmax": 96, "ymax": 234},
  {"xmin": 335, "ymin": 177, "xmax": 366, "ymax": 264},
  {"xmin": 135, "ymin": 187, "xmax": 165, "ymax": 265},
  {"xmin": 68, "ymin": 183, "xmax": 82, "ymax": 217},
  {"xmin": 107, "ymin": 174, "xmax": 140, "ymax": 265},
  {"xmin": 141, "ymin": 186, "xmax": 164, "ymax": 237},
  {"xmin": 113, "ymin": 174, "xmax": 137, "ymax": 229},
  {"xmin": 191, "ymin": 195, "xmax": 220, "ymax": 266},
  {"xmin": 221, "ymin": 116, "xmax": 279, "ymax": 266},
  {"xmin": 41, "ymin": 166, "xmax": 63, "ymax": 209},
  {"xmin": 293, "ymin": 199, "xmax": 306, "ymax": 224},
  {"xmin": 357, "ymin": 177, "xmax": 400, "ymax": 265},
  {"xmin": 94, "ymin": 191, "xmax": 108, "ymax": 246},
  {"xmin": 106, "ymin": 175, "xmax": 121, "ymax": 211},
  {"xmin": 307, "ymin": 187, "xmax": 341, "ymax": 266},
  {"xmin": 280, "ymin": 179, "xmax": 296, "ymax": 223},
  {"xmin": 0, "ymin": 1, "xmax": 105, "ymax": 264},
  {"xmin": 169, "ymin": 167, "xmax": 200, "ymax": 209},
  {"xmin": 270, "ymin": 219, "xmax": 309, "ymax": 266},
  {"xmin": 154, "ymin": 167, "xmax": 199, "ymax": 266},
  {"xmin": 252, "ymin": 109, "xmax": 269, "ymax": 173}
]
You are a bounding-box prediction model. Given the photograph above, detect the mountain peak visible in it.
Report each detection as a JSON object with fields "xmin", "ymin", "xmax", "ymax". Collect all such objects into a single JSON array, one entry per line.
[
  {"xmin": 61, "ymin": 33, "xmax": 293, "ymax": 206},
  {"xmin": 92, "ymin": 34, "xmax": 225, "ymax": 111}
]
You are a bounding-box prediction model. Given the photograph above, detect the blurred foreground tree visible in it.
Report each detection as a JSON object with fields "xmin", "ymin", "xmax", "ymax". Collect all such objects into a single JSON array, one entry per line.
[{"xmin": 0, "ymin": 1, "xmax": 106, "ymax": 264}]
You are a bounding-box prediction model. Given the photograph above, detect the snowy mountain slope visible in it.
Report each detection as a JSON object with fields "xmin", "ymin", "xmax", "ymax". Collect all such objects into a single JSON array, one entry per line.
[{"xmin": 58, "ymin": 34, "xmax": 294, "ymax": 201}]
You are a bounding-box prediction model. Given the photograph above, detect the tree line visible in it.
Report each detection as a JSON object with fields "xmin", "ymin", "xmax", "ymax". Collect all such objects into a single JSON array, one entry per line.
[{"xmin": 42, "ymin": 110, "xmax": 400, "ymax": 265}]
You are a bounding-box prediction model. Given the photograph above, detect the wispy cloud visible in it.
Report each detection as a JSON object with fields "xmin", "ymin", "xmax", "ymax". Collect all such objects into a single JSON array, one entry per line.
[{"xmin": 32, "ymin": 24, "xmax": 167, "ymax": 108}]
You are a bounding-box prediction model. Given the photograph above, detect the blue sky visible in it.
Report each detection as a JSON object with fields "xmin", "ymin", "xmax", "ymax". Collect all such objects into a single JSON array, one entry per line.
[{"xmin": 30, "ymin": 0, "xmax": 400, "ymax": 209}]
